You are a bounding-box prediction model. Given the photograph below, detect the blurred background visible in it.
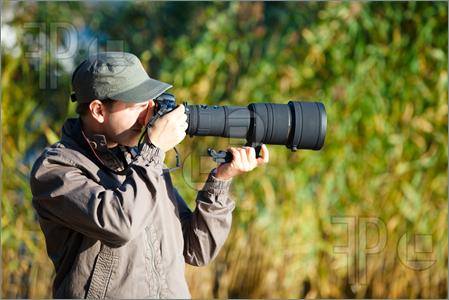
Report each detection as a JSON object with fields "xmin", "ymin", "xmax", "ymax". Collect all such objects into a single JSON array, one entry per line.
[{"xmin": 1, "ymin": 1, "xmax": 447, "ymax": 298}]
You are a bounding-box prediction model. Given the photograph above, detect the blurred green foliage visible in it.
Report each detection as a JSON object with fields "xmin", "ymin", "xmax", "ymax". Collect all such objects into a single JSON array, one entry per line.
[{"xmin": 2, "ymin": 1, "xmax": 447, "ymax": 298}]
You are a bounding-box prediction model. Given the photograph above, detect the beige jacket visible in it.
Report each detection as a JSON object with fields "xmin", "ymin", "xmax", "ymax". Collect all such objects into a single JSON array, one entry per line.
[{"xmin": 30, "ymin": 118, "xmax": 234, "ymax": 299}]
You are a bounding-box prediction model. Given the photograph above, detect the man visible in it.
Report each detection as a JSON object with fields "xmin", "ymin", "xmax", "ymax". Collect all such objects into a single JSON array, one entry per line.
[{"xmin": 30, "ymin": 52, "xmax": 269, "ymax": 298}]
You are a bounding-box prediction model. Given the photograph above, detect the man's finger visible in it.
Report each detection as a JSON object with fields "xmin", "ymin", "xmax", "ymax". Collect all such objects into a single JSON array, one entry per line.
[
  {"xmin": 229, "ymin": 147, "xmax": 241, "ymax": 165},
  {"xmin": 257, "ymin": 144, "xmax": 269, "ymax": 164},
  {"xmin": 247, "ymin": 147, "xmax": 256, "ymax": 167},
  {"xmin": 175, "ymin": 104, "xmax": 185, "ymax": 115},
  {"xmin": 239, "ymin": 148, "xmax": 249, "ymax": 168},
  {"xmin": 180, "ymin": 122, "xmax": 188, "ymax": 131},
  {"xmin": 144, "ymin": 103, "xmax": 153, "ymax": 125}
]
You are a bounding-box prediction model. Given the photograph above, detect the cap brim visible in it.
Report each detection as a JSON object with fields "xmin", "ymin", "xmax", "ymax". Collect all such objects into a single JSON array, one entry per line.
[{"xmin": 109, "ymin": 78, "xmax": 172, "ymax": 103}]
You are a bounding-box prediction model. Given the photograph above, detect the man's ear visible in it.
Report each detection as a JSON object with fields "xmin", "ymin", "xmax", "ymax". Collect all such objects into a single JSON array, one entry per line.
[{"xmin": 89, "ymin": 100, "xmax": 106, "ymax": 123}]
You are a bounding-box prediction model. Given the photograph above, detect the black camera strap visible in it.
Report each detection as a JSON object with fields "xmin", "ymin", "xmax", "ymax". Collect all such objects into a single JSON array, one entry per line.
[{"xmin": 137, "ymin": 115, "xmax": 182, "ymax": 173}]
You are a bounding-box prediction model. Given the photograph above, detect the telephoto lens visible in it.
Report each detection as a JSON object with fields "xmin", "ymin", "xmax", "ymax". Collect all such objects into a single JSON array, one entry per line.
[
  {"xmin": 150, "ymin": 93, "xmax": 327, "ymax": 164},
  {"xmin": 185, "ymin": 101, "xmax": 327, "ymax": 151}
]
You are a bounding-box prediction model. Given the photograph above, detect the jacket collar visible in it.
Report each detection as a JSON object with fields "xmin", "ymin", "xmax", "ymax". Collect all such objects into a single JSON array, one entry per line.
[{"xmin": 61, "ymin": 118, "xmax": 128, "ymax": 173}]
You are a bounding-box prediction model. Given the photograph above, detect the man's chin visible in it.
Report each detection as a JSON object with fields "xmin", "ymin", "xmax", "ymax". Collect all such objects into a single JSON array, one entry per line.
[
  {"xmin": 120, "ymin": 138, "xmax": 140, "ymax": 147},
  {"xmin": 113, "ymin": 133, "xmax": 141, "ymax": 148}
]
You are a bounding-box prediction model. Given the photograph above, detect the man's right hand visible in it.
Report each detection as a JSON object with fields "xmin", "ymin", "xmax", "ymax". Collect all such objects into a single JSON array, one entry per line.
[{"xmin": 147, "ymin": 104, "xmax": 188, "ymax": 152}]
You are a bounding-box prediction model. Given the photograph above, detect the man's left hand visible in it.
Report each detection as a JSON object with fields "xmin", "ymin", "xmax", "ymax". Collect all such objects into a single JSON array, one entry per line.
[{"xmin": 214, "ymin": 144, "xmax": 269, "ymax": 181}]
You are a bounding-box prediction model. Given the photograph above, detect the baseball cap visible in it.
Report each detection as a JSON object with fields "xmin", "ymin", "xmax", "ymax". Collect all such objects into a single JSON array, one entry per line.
[{"xmin": 70, "ymin": 52, "xmax": 172, "ymax": 103}]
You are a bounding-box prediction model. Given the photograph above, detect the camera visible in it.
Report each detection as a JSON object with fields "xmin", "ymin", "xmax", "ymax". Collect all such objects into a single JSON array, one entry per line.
[{"xmin": 151, "ymin": 93, "xmax": 327, "ymax": 163}]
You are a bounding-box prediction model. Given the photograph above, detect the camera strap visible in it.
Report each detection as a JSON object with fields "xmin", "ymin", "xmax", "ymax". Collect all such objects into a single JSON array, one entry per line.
[{"xmin": 137, "ymin": 116, "xmax": 182, "ymax": 173}]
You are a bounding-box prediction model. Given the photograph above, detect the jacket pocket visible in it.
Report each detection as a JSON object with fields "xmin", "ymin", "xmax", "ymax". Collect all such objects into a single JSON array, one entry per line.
[{"xmin": 86, "ymin": 244, "xmax": 118, "ymax": 299}]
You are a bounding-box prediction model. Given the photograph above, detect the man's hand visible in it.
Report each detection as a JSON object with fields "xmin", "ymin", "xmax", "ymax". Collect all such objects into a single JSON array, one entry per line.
[
  {"xmin": 147, "ymin": 104, "xmax": 188, "ymax": 152},
  {"xmin": 214, "ymin": 144, "xmax": 269, "ymax": 180}
]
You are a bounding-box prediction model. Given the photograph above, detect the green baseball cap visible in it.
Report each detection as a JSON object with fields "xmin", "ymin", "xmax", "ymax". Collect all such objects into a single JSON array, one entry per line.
[{"xmin": 71, "ymin": 52, "xmax": 172, "ymax": 103}]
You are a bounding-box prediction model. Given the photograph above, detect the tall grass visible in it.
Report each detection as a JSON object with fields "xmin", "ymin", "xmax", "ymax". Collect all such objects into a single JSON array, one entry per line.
[{"xmin": 2, "ymin": 2, "xmax": 447, "ymax": 298}]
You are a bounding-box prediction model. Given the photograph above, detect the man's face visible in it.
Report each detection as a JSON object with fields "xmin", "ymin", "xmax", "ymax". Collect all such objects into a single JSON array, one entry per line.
[{"xmin": 102, "ymin": 100, "xmax": 153, "ymax": 147}]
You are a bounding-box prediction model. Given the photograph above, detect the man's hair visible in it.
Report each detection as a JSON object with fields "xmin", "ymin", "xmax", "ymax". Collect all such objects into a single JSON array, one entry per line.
[{"xmin": 76, "ymin": 99, "xmax": 117, "ymax": 115}]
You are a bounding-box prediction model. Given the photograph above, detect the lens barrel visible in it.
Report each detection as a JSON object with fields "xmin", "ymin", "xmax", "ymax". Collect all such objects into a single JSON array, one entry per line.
[{"xmin": 186, "ymin": 101, "xmax": 326, "ymax": 151}]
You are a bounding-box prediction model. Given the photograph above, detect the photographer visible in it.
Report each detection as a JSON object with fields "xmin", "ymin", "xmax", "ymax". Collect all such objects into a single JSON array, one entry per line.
[{"xmin": 30, "ymin": 52, "xmax": 269, "ymax": 298}]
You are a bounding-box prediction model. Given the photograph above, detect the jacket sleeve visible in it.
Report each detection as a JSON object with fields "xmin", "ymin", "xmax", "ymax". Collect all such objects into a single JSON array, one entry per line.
[
  {"xmin": 174, "ymin": 170, "xmax": 235, "ymax": 266},
  {"xmin": 30, "ymin": 143, "xmax": 165, "ymax": 247}
]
